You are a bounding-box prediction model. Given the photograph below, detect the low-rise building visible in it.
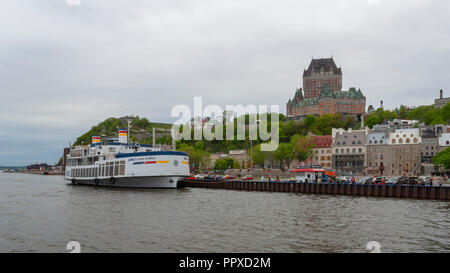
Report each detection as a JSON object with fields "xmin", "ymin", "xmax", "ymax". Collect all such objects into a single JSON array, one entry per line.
[
  {"xmin": 388, "ymin": 119, "xmax": 418, "ymax": 130},
  {"xmin": 420, "ymin": 125, "xmax": 443, "ymax": 164},
  {"xmin": 332, "ymin": 128, "xmax": 367, "ymax": 175},
  {"xmin": 438, "ymin": 132, "xmax": 450, "ymax": 147},
  {"xmin": 309, "ymin": 135, "xmax": 332, "ymax": 168},
  {"xmin": 366, "ymin": 131, "xmax": 388, "ymax": 176},
  {"xmin": 387, "ymin": 128, "xmax": 422, "ymax": 176},
  {"xmin": 434, "ymin": 89, "xmax": 450, "ymax": 108},
  {"xmin": 228, "ymin": 150, "xmax": 248, "ymax": 168}
]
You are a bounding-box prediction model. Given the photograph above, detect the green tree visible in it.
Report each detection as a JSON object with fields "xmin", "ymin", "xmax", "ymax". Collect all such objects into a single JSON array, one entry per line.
[
  {"xmin": 441, "ymin": 103, "xmax": 450, "ymax": 123},
  {"xmin": 178, "ymin": 143, "xmax": 210, "ymax": 171},
  {"xmin": 365, "ymin": 114, "xmax": 382, "ymax": 129},
  {"xmin": 398, "ymin": 105, "xmax": 408, "ymax": 119},
  {"xmin": 251, "ymin": 143, "xmax": 273, "ymax": 167},
  {"xmin": 433, "ymin": 147, "xmax": 450, "ymax": 169},
  {"xmin": 291, "ymin": 134, "xmax": 314, "ymax": 162},
  {"xmin": 304, "ymin": 115, "xmax": 317, "ymax": 130},
  {"xmin": 274, "ymin": 142, "xmax": 294, "ymax": 169},
  {"xmin": 214, "ymin": 158, "xmax": 235, "ymax": 170}
]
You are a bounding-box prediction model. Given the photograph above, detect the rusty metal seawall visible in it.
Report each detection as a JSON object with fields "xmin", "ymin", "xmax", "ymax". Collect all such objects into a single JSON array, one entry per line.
[{"xmin": 179, "ymin": 180, "xmax": 450, "ymax": 201}]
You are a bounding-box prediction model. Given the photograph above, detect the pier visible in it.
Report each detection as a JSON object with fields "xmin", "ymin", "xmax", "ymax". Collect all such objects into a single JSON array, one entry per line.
[{"xmin": 179, "ymin": 180, "xmax": 450, "ymax": 201}]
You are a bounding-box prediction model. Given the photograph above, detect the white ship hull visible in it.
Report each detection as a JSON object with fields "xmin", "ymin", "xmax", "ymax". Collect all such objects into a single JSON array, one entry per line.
[
  {"xmin": 69, "ymin": 176, "xmax": 182, "ymax": 188},
  {"xmin": 65, "ymin": 151, "xmax": 190, "ymax": 189}
]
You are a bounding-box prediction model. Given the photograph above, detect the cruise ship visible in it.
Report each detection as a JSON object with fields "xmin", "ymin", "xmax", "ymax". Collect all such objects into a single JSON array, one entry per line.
[{"xmin": 64, "ymin": 129, "xmax": 190, "ymax": 188}]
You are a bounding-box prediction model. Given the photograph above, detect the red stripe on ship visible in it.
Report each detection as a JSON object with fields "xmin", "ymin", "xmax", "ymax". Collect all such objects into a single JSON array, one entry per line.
[{"xmin": 144, "ymin": 161, "xmax": 157, "ymax": 164}]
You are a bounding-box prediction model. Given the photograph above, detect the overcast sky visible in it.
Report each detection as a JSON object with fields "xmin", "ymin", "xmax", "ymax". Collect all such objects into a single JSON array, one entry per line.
[{"xmin": 1, "ymin": 0, "xmax": 449, "ymax": 165}]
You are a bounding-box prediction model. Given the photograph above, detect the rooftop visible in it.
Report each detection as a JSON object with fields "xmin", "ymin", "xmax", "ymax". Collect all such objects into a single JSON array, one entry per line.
[{"xmin": 303, "ymin": 58, "xmax": 342, "ymax": 77}]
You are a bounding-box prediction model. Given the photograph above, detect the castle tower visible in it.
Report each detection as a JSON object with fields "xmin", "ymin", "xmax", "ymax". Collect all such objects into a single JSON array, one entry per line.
[{"xmin": 302, "ymin": 58, "xmax": 342, "ymax": 99}]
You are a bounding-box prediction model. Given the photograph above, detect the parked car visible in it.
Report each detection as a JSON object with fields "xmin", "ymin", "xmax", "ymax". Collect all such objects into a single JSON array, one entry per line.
[
  {"xmin": 194, "ymin": 174, "xmax": 206, "ymax": 179},
  {"xmin": 358, "ymin": 176, "xmax": 371, "ymax": 184},
  {"xmin": 224, "ymin": 175, "xmax": 235, "ymax": 180},
  {"xmin": 385, "ymin": 177, "xmax": 399, "ymax": 184},
  {"xmin": 396, "ymin": 176, "xmax": 417, "ymax": 185},
  {"xmin": 242, "ymin": 175, "xmax": 253, "ymax": 180},
  {"xmin": 214, "ymin": 175, "xmax": 225, "ymax": 181},
  {"xmin": 336, "ymin": 176, "xmax": 349, "ymax": 183},
  {"xmin": 374, "ymin": 176, "xmax": 387, "ymax": 184}
]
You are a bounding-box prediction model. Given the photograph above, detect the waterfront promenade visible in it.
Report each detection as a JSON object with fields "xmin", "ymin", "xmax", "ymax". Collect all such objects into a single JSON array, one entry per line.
[{"xmin": 180, "ymin": 179, "xmax": 450, "ymax": 201}]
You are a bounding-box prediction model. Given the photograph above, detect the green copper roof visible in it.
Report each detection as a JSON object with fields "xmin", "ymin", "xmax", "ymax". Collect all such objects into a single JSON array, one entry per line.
[
  {"xmin": 297, "ymin": 97, "xmax": 319, "ymax": 106},
  {"xmin": 295, "ymin": 85, "xmax": 365, "ymax": 107}
]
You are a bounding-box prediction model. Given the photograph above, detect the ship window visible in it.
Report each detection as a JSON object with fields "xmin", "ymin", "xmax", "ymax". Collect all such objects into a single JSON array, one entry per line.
[
  {"xmin": 114, "ymin": 161, "xmax": 119, "ymax": 176},
  {"xmin": 119, "ymin": 162, "xmax": 125, "ymax": 176},
  {"xmin": 94, "ymin": 168, "xmax": 98, "ymax": 177},
  {"xmin": 109, "ymin": 163, "xmax": 114, "ymax": 176},
  {"xmin": 106, "ymin": 164, "xmax": 110, "ymax": 177}
]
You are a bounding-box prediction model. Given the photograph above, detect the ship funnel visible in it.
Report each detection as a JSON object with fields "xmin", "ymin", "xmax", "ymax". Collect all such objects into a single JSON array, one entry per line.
[
  {"xmin": 92, "ymin": 135, "xmax": 101, "ymax": 144},
  {"xmin": 118, "ymin": 128, "xmax": 128, "ymax": 143}
]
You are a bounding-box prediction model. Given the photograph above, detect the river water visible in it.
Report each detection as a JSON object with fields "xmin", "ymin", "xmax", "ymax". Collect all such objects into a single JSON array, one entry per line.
[{"xmin": 0, "ymin": 172, "xmax": 448, "ymax": 253}]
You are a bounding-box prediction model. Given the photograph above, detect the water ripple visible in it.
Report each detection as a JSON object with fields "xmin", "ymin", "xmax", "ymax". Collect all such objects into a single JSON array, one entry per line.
[{"xmin": 0, "ymin": 173, "xmax": 449, "ymax": 252}]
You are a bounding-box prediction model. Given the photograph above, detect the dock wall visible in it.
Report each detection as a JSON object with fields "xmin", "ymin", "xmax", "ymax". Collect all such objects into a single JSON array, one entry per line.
[{"xmin": 179, "ymin": 180, "xmax": 450, "ymax": 201}]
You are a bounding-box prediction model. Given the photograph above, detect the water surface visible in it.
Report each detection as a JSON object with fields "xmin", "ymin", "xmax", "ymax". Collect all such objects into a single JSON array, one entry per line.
[{"xmin": 0, "ymin": 172, "xmax": 448, "ymax": 253}]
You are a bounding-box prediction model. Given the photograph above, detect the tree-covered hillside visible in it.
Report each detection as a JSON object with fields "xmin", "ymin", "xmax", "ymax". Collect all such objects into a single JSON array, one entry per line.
[
  {"xmin": 364, "ymin": 102, "xmax": 450, "ymax": 128},
  {"xmin": 74, "ymin": 116, "xmax": 172, "ymax": 145}
]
